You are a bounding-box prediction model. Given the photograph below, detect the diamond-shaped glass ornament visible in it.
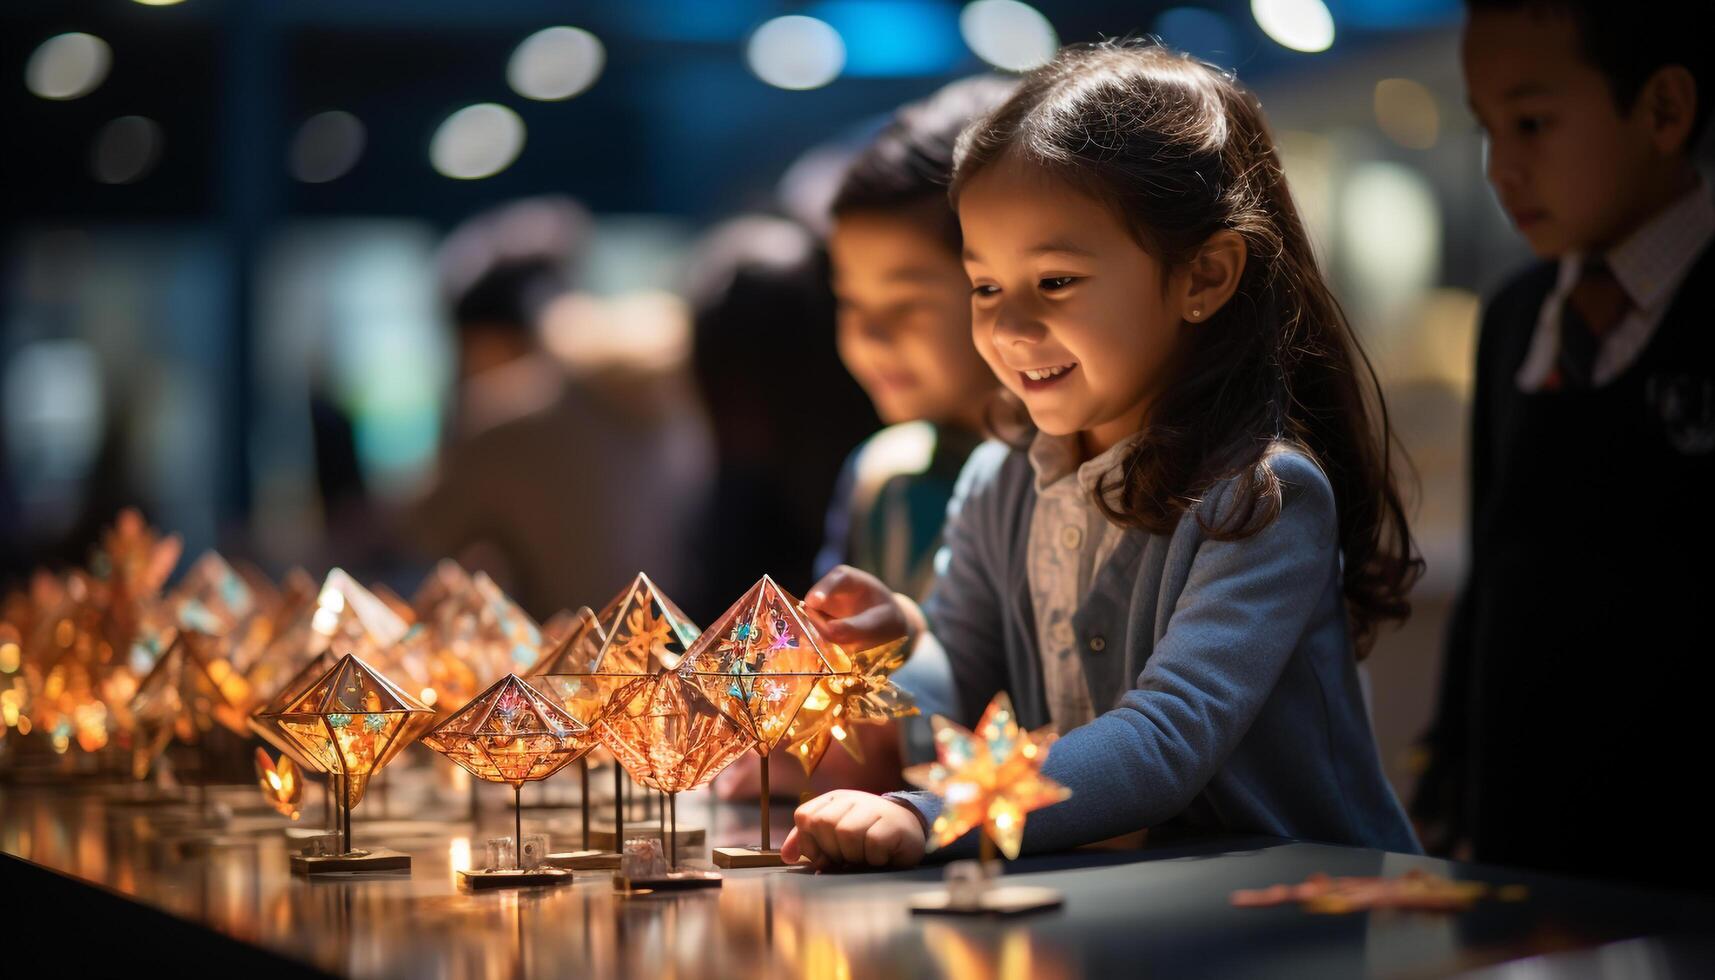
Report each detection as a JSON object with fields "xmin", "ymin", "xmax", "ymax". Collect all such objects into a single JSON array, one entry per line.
[
  {"xmin": 389, "ymin": 563, "xmax": 542, "ymax": 715},
  {"xmin": 785, "ymin": 638, "xmax": 917, "ymax": 775},
  {"xmin": 526, "ymin": 607, "xmax": 626, "ymax": 724},
  {"xmin": 9, "ymin": 511, "xmax": 180, "ymax": 756},
  {"xmin": 590, "ymin": 572, "xmax": 701, "ymax": 674},
  {"xmin": 243, "ymin": 570, "xmax": 409, "ymax": 721},
  {"xmin": 679, "ymin": 575, "xmax": 838, "ymax": 755},
  {"xmin": 164, "ymin": 552, "xmax": 315, "ymax": 682},
  {"xmin": 597, "ymin": 669, "xmax": 754, "ymax": 794},
  {"xmin": 408, "ymin": 559, "xmax": 476, "ymax": 621},
  {"xmin": 530, "ymin": 573, "xmax": 700, "ymax": 729},
  {"xmin": 247, "ymin": 649, "xmax": 339, "ymax": 775},
  {"xmin": 128, "ymin": 628, "xmax": 254, "ymax": 779},
  {"xmin": 168, "ymin": 552, "xmax": 258, "ymax": 638},
  {"xmin": 262, "ymin": 653, "xmax": 435, "ymax": 808},
  {"xmin": 369, "ymin": 581, "xmax": 416, "ymax": 624},
  {"xmin": 421, "ymin": 673, "xmax": 594, "ymax": 786}
]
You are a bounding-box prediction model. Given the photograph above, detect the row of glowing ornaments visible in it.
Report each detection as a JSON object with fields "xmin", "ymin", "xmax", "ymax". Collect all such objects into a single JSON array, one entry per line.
[
  {"xmin": 256, "ymin": 570, "xmax": 1070, "ymax": 898},
  {"xmin": 17, "ymin": 512, "xmax": 1067, "ymax": 896},
  {"xmin": 256, "ymin": 571, "xmax": 911, "ymax": 885}
]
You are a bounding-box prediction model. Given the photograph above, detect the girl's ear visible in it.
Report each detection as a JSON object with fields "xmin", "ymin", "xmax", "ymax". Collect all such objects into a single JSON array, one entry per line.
[{"xmin": 1178, "ymin": 230, "xmax": 1247, "ymax": 324}]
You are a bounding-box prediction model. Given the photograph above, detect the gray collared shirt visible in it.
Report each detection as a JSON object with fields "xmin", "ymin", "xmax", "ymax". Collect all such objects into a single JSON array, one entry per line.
[{"xmin": 1024, "ymin": 431, "xmax": 1137, "ymax": 733}]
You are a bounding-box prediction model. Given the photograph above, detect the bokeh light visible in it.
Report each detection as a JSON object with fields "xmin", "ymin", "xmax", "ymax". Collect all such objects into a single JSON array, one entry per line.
[
  {"xmin": 430, "ymin": 103, "xmax": 526, "ymax": 180},
  {"xmin": 507, "ymin": 26, "xmax": 605, "ymax": 102},
  {"xmin": 959, "ymin": 0, "xmax": 1057, "ymax": 72},
  {"xmin": 1373, "ymin": 78, "xmax": 1440, "ymax": 150},
  {"xmin": 746, "ymin": 15, "xmax": 845, "ymax": 90},
  {"xmin": 289, "ymin": 110, "xmax": 366, "ymax": 183},
  {"xmin": 24, "ymin": 33, "xmax": 111, "ymax": 101},
  {"xmin": 91, "ymin": 116, "xmax": 164, "ymax": 184},
  {"xmin": 1339, "ymin": 160, "xmax": 1440, "ymax": 318},
  {"xmin": 1252, "ymin": 0, "xmax": 1335, "ymax": 53}
]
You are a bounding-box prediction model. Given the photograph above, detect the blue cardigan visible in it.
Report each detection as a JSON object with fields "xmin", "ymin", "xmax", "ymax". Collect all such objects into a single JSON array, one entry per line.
[{"xmin": 886, "ymin": 440, "xmax": 1421, "ymax": 856}]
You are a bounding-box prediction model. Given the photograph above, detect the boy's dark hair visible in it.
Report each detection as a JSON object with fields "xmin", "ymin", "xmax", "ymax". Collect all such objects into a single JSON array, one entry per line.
[
  {"xmin": 451, "ymin": 259, "xmax": 566, "ymax": 334},
  {"xmin": 438, "ymin": 195, "xmax": 593, "ymax": 334},
  {"xmin": 1467, "ymin": 0, "xmax": 1711, "ymax": 146},
  {"xmin": 953, "ymin": 40, "xmax": 1423, "ymax": 657},
  {"xmin": 831, "ymin": 74, "xmax": 1018, "ymax": 249}
]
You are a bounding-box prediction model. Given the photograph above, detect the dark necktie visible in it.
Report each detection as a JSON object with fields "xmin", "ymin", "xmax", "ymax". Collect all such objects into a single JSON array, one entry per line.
[{"xmin": 1555, "ymin": 258, "xmax": 1631, "ymax": 389}]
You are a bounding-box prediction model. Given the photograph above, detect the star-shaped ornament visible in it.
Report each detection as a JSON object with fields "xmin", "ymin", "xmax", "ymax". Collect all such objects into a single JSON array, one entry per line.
[
  {"xmin": 785, "ymin": 637, "xmax": 917, "ymax": 775},
  {"xmin": 902, "ymin": 691, "xmax": 1070, "ymax": 860}
]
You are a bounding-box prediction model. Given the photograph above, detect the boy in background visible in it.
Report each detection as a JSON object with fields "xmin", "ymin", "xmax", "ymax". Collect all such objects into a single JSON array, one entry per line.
[{"xmin": 1415, "ymin": 1, "xmax": 1713, "ymax": 889}]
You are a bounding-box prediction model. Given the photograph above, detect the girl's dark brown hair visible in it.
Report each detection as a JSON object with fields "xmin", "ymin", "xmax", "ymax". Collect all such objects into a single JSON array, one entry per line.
[{"xmin": 952, "ymin": 40, "xmax": 1421, "ymax": 656}]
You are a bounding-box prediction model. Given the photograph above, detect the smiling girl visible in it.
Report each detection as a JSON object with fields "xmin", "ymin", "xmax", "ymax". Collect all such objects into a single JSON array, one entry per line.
[{"xmin": 785, "ymin": 41, "xmax": 1424, "ymax": 869}]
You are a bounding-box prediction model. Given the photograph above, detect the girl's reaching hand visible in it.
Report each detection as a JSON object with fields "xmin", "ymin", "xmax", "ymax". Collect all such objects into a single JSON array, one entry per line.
[
  {"xmin": 803, "ymin": 564, "xmax": 921, "ymax": 651},
  {"xmin": 781, "ymin": 789, "xmax": 927, "ymax": 871}
]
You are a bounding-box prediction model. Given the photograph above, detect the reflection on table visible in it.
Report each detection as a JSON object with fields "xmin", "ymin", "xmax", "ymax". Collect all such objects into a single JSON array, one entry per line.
[{"xmin": 2, "ymin": 770, "xmax": 1711, "ymax": 979}]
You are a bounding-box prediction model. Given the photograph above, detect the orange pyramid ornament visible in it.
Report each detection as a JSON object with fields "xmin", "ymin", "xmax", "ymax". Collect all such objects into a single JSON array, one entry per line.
[
  {"xmin": 244, "ymin": 570, "xmax": 409, "ymax": 715},
  {"xmin": 680, "ymin": 575, "xmax": 837, "ymax": 865},
  {"xmin": 532, "ymin": 575, "xmax": 700, "ymax": 861},
  {"xmin": 599, "ymin": 670, "xmax": 755, "ymax": 795},
  {"xmin": 168, "ymin": 552, "xmax": 259, "ymax": 640},
  {"xmin": 247, "ymin": 649, "xmax": 338, "ymax": 776},
  {"xmin": 261, "ymin": 653, "xmax": 434, "ymax": 872},
  {"xmin": 523, "ymin": 606, "xmax": 618, "ymax": 862},
  {"xmin": 164, "ymin": 552, "xmax": 311, "ymax": 690},
  {"xmin": 591, "ymin": 572, "xmax": 701, "ymax": 673},
  {"xmin": 422, "ymin": 673, "xmax": 593, "ymax": 787},
  {"xmin": 393, "ymin": 562, "xmax": 543, "ymax": 714},
  {"xmin": 598, "ymin": 669, "xmax": 753, "ymax": 871},
  {"xmin": 128, "ymin": 629, "xmax": 253, "ymax": 780},
  {"xmin": 527, "ymin": 607, "xmax": 619, "ymax": 723},
  {"xmin": 423, "ymin": 673, "xmax": 593, "ymax": 886}
]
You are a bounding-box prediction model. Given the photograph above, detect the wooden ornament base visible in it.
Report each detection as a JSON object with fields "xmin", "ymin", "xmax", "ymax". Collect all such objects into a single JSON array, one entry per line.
[
  {"xmin": 458, "ymin": 867, "xmax": 574, "ymax": 889},
  {"xmin": 711, "ymin": 847, "xmax": 787, "ymax": 869},
  {"xmin": 614, "ymin": 869, "xmax": 723, "ymax": 893},
  {"xmin": 291, "ymin": 848, "xmax": 412, "ymax": 875},
  {"xmin": 909, "ymin": 885, "xmax": 1064, "ymax": 916},
  {"xmin": 546, "ymin": 850, "xmax": 621, "ymax": 871}
]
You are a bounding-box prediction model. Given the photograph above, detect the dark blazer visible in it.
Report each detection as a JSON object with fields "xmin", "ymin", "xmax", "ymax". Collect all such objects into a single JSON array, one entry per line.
[{"xmin": 1414, "ymin": 245, "xmax": 1715, "ymax": 889}]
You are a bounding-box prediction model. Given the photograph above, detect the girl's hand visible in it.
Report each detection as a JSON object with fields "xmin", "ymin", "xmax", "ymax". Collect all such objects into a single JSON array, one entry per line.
[
  {"xmin": 803, "ymin": 565, "xmax": 921, "ymax": 651},
  {"xmin": 781, "ymin": 789, "xmax": 927, "ymax": 871}
]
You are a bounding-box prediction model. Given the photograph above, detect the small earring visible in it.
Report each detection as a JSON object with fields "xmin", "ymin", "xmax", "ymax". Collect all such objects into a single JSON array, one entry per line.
[{"xmin": 1189, "ymin": 308, "xmax": 1202, "ymax": 321}]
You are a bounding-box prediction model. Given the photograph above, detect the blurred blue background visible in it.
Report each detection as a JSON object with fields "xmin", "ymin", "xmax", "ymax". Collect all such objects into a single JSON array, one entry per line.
[{"xmin": 4, "ymin": 0, "xmax": 1551, "ymax": 798}]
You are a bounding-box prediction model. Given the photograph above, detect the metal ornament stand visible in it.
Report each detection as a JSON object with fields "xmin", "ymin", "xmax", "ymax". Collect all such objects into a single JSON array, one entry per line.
[
  {"xmin": 547, "ymin": 758, "xmax": 621, "ymax": 870},
  {"xmin": 460, "ymin": 784, "xmax": 573, "ymax": 889},
  {"xmin": 712, "ymin": 751, "xmax": 786, "ymax": 868}
]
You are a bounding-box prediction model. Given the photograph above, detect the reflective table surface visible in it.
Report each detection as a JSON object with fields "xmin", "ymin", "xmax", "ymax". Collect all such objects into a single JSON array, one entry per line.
[{"xmin": 3, "ymin": 773, "xmax": 1711, "ymax": 979}]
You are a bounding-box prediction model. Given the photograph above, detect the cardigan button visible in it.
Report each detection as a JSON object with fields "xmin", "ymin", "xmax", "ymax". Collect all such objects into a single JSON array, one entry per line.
[
  {"xmin": 1088, "ymin": 635, "xmax": 1106, "ymax": 652},
  {"xmin": 1059, "ymin": 525, "xmax": 1083, "ymax": 550}
]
